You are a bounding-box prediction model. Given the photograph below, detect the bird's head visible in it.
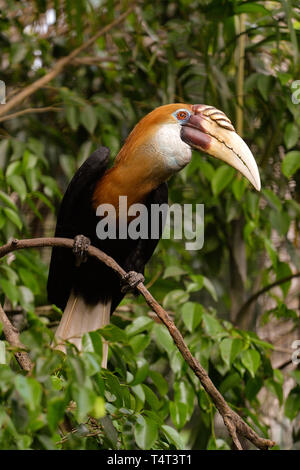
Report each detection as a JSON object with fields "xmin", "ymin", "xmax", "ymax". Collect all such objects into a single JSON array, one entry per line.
[{"xmin": 116, "ymin": 103, "xmax": 260, "ymax": 191}]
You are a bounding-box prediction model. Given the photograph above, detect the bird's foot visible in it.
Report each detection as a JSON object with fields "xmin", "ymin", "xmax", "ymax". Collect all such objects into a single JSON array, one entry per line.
[
  {"xmin": 73, "ymin": 235, "xmax": 91, "ymax": 266},
  {"xmin": 121, "ymin": 271, "xmax": 145, "ymax": 294}
]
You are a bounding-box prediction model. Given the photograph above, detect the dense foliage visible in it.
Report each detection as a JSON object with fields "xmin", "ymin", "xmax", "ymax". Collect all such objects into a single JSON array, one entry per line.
[{"xmin": 0, "ymin": 0, "xmax": 299, "ymax": 450}]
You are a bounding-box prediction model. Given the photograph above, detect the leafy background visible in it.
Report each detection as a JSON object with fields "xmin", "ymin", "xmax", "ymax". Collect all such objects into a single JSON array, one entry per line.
[{"xmin": 0, "ymin": 0, "xmax": 299, "ymax": 450}]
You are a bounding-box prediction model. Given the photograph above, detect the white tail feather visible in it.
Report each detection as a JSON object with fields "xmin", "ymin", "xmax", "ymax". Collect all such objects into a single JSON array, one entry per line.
[{"xmin": 54, "ymin": 290, "xmax": 111, "ymax": 368}]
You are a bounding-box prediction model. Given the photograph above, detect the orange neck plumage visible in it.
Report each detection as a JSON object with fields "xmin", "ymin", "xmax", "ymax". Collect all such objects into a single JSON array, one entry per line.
[
  {"xmin": 92, "ymin": 160, "xmax": 162, "ymax": 211},
  {"xmin": 92, "ymin": 103, "xmax": 193, "ymax": 212}
]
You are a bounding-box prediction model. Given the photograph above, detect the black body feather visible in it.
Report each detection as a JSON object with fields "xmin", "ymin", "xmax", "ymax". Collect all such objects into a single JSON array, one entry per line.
[{"xmin": 47, "ymin": 146, "xmax": 168, "ymax": 314}]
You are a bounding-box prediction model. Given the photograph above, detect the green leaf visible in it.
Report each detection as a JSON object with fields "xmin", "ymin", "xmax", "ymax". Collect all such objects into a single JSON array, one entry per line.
[
  {"xmin": 51, "ymin": 375, "xmax": 64, "ymax": 391},
  {"xmin": 282, "ymin": 151, "xmax": 300, "ymax": 178},
  {"xmin": 284, "ymin": 123, "xmax": 299, "ymax": 149},
  {"xmin": 126, "ymin": 316, "xmax": 153, "ymax": 337},
  {"xmin": 129, "ymin": 334, "xmax": 150, "ymax": 354},
  {"xmin": 100, "ymin": 324, "xmax": 127, "ymax": 343},
  {"xmin": 131, "ymin": 384, "xmax": 145, "ymax": 405},
  {"xmin": 276, "ymin": 261, "xmax": 292, "ymax": 297},
  {"xmin": 232, "ymin": 177, "xmax": 247, "ymax": 201},
  {"xmin": 148, "ymin": 370, "xmax": 168, "ymax": 396},
  {"xmin": 174, "ymin": 380, "xmax": 195, "ymax": 418},
  {"xmin": 290, "ymin": 370, "xmax": 300, "ymax": 386},
  {"xmin": 81, "ymin": 105, "xmax": 97, "ymax": 134},
  {"xmin": 220, "ymin": 338, "xmax": 243, "ymax": 367},
  {"xmin": 40, "ymin": 176, "xmax": 61, "ymax": 198},
  {"xmin": 7, "ymin": 175, "xmax": 27, "ymax": 202},
  {"xmin": 6, "ymin": 160, "xmax": 22, "ymax": 177},
  {"xmin": 4, "ymin": 207, "xmax": 22, "ymax": 230},
  {"xmin": 196, "ymin": 159, "xmax": 215, "ymax": 181},
  {"xmin": 163, "ymin": 289, "xmax": 189, "ymax": 310},
  {"xmin": 262, "ymin": 189, "xmax": 282, "ymax": 211},
  {"xmin": 245, "ymin": 377, "xmax": 263, "ymax": 401},
  {"xmin": 170, "ymin": 401, "xmax": 187, "ymax": 429},
  {"xmin": 60, "ymin": 154, "xmax": 76, "ymax": 180},
  {"xmin": 1, "ymin": 279, "xmax": 19, "ymax": 303},
  {"xmin": 134, "ymin": 416, "xmax": 158, "ymax": 449},
  {"xmin": 0, "ymin": 190, "xmax": 18, "ymax": 211},
  {"xmin": 202, "ymin": 313, "xmax": 223, "ymax": 337},
  {"xmin": 19, "ymin": 267, "xmax": 40, "ymax": 294},
  {"xmin": 163, "ymin": 266, "xmax": 186, "ymax": 279},
  {"xmin": 263, "ymin": 238, "xmax": 278, "ymax": 268},
  {"xmin": 82, "ymin": 331, "xmax": 103, "ymax": 359},
  {"xmin": 129, "ymin": 358, "xmax": 149, "ymax": 386},
  {"xmin": 23, "ymin": 151, "xmax": 38, "ymax": 170},
  {"xmin": 18, "ymin": 286, "xmax": 34, "ymax": 311},
  {"xmin": 269, "ymin": 210, "xmax": 290, "ymax": 236},
  {"xmin": 0, "ymin": 341, "xmax": 6, "ymax": 364},
  {"xmin": 15, "ymin": 376, "xmax": 42, "ymax": 412},
  {"xmin": 72, "ymin": 384, "xmax": 97, "ymax": 422},
  {"xmin": 161, "ymin": 425, "xmax": 184, "ymax": 449},
  {"xmin": 241, "ymin": 349, "xmax": 261, "ymax": 378},
  {"xmin": 211, "ymin": 165, "xmax": 235, "ymax": 196},
  {"xmin": 152, "ymin": 324, "xmax": 174, "ymax": 354},
  {"xmin": 207, "ymin": 437, "xmax": 230, "ymax": 450},
  {"xmin": 235, "ymin": 3, "xmax": 269, "ymax": 14},
  {"xmin": 47, "ymin": 396, "xmax": 67, "ymax": 432},
  {"xmin": 11, "ymin": 43, "xmax": 27, "ymax": 64},
  {"xmin": 142, "ymin": 384, "xmax": 160, "ymax": 410},
  {"xmin": 257, "ymin": 74, "xmax": 272, "ymax": 101},
  {"xmin": 66, "ymin": 105, "xmax": 79, "ymax": 131},
  {"xmin": 203, "ymin": 277, "xmax": 218, "ymax": 301},
  {"xmin": 92, "ymin": 396, "xmax": 106, "ymax": 419},
  {"xmin": 285, "ymin": 391, "xmax": 300, "ymax": 420},
  {"xmin": 266, "ymin": 378, "xmax": 283, "ymax": 405},
  {"xmin": 0, "ymin": 139, "xmax": 9, "ymax": 169},
  {"xmin": 182, "ymin": 302, "xmax": 203, "ymax": 332},
  {"xmin": 219, "ymin": 372, "xmax": 241, "ymax": 394}
]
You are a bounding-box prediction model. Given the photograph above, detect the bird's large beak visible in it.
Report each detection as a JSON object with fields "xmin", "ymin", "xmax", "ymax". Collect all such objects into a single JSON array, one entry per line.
[{"xmin": 181, "ymin": 104, "xmax": 261, "ymax": 191}]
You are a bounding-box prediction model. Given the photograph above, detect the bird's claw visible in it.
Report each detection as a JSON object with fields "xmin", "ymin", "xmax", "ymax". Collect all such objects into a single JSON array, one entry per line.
[
  {"xmin": 73, "ymin": 235, "xmax": 91, "ymax": 266},
  {"xmin": 121, "ymin": 271, "xmax": 145, "ymax": 294}
]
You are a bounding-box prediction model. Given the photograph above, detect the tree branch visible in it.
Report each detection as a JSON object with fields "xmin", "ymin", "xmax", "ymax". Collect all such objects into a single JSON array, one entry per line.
[
  {"xmin": 236, "ymin": 272, "xmax": 300, "ymax": 325},
  {"xmin": 0, "ymin": 237, "xmax": 276, "ymax": 450},
  {"xmin": 0, "ymin": 6, "xmax": 135, "ymax": 119},
  {"xmin": 0, "ymin": 106, "xmax": 62, "ymax": 123},
  {"xmin": 0, "ymin": 302, "xmax": 33, "ymax": 372}
]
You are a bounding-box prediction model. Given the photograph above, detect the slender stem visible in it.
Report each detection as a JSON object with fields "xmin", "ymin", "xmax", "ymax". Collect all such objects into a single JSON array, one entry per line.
[
  {"xmin": 236, "ymin": 272, "xmax": 300, "ymax": 324},
  {"xmin": 0, "ymin": 303, "xmax": 33, "ymax": 372},
  {"xmin": 0, "ymin": 107, "xmax": 62, "ymax": 123},
  {"xmin": 236, "ymin": 13, "xmax": 246, "ymax": 137}
]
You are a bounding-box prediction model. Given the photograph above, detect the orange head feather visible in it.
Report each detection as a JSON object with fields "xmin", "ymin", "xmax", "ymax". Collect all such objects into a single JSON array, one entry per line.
[{"xmin": 93, "ymin": 103, "xmax": 193, "ymax": 209}]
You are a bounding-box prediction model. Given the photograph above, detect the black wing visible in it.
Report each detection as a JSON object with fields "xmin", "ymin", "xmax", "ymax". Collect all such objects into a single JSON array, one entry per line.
[
  {"xmin": 47, "ymin": 146, "xmax": 110, "ymax": 309},
  {"xmin": 110, "ymin": 182, "xmax": 168, "ymax": 313},
  {"xmin": 48, "ymin": 143, "xmax": 168, "ymax": 314}
]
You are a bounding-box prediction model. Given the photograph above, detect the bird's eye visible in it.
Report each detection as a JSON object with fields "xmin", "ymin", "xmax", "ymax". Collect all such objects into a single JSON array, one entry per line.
[
  {"xmin": 173, "ymin": 109, "xmax": 190, "ymax": 123},
  {"xmin": 176, "ymin": 111, "xmax": 188, "ymax": 120}
]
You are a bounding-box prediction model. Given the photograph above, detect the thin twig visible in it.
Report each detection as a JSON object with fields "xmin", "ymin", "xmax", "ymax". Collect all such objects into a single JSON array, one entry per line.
[
  {"xmin": 236, "ymin": 13, "xmax": 246, "ymax": 137},
  {"xmin": 0, "ymin": 302, "xmax": 33, "ymax": 372},
  {"xmin": 236, "ymin": 272, "xmax": 300, "ymax": 324},
  {"xmin": 0, "ymin": 237, "xmax": 276, "ymax": 450},
  {"xmin": 72, "ymin": 56, "xmax": 119, "ymax": 66},
  {"xmin": 0, "ymin": 107, "xmax": 62, "ymax": 123}
]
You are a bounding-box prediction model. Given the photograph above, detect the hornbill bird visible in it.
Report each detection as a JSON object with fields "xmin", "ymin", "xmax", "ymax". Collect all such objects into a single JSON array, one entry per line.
[{"xmin": 47, "ymin": 103, "xmax": 260, "ymax": 366}]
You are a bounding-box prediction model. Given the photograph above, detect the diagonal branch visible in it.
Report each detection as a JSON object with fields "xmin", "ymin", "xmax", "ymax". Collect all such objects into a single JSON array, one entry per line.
[
  {"xmin": 236, "ymin": 271, "xmax": 300, "ymax": 325},
  {"xmin": 0, "ymin": 106, "xmax": 62, "ymax": 123},
  {"xmin": 0, "ymin": 302, "xmax": 33, "ymax": 371},
  {"xmin": 0, "ymin": 6, "xmax": 135, "ymax": 119},
  {"xmin": 0, "ymin": 237, "xmax": 276, "ymax": 450}
]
